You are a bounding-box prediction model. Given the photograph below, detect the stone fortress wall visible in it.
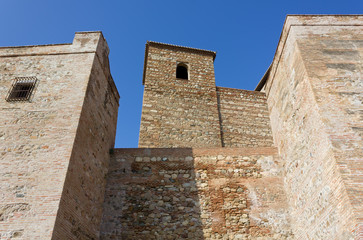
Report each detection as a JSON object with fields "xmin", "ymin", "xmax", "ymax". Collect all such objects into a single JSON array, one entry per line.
[
  {"xmin": 139, "ymin": 42, "xmax": 273, "ymax": 149},
  {"xmin": 263, "ymin": 15, "xmax": 363, "ymax": 239},
  {"xmin": 0, "ymin": 15, "xmax": 362, "ymax": 240},
  {"xmin": 0, "ymin": 32, "xmax": 119, "ymax": 239},
  {"xmin": 107, "ymin": 15, "xmax": 362, "ymax": 239},
  {"xmin": 139, "ymin": 42, "xmax": 222, "ymax": 148},
  {"xmin": 100, "ymin": 147, "xmax": 292, "ymax": 239},
  {"xmin": 216, "ymin": 87, "xmax": 273, "ymax": 148}
]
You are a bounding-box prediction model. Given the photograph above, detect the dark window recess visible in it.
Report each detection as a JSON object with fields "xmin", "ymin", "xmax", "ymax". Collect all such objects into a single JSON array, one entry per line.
[
  {"xmin": 6, "ymin": 77, "xmax": 37, "ymax": 102},
  {"xmin": 176, "ymin": 64, "xmax": 188, "ymax": 79}
]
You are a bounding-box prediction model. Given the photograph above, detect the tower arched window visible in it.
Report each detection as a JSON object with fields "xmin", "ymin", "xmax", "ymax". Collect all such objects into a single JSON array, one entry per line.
[{"xmin": 176, "ymin": 63, "xmax": 188, "ymax": 80}]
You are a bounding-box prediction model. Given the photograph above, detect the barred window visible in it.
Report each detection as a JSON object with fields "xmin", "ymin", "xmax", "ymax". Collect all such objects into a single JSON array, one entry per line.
[{"xmin": 6, "ymin": 77, "xmax": 37, "ymax": 102}]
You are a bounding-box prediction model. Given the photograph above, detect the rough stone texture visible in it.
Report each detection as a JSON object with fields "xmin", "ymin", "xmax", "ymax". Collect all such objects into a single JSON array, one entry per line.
[
  {"xmin": 139, "ymin": 42, "xmax": 275, "ymax": 149},
  {"xmin": 217, "ymin": 87, "xmax": 274, "ymax": 147},
  {"xmin": 264, "ymin": 15, "xmax": 363, "ymax": 239},
  {"xmin": 1, "ymin": 15, "xmax": 362, "ymax": 240},
  {"xmin": 0, "ymin": 32, "xmax": 119, "ymax": 239},
  {"xmin": 52, "ymin": 35, "xmax": 119, "ymax": 240},
  {"xmin": 100, "ymin": 148, "xmax": 293, "ymax": 239},
  {"xmin": 139, "ymin": 42, "xmax": 222, "ymax": 148}
]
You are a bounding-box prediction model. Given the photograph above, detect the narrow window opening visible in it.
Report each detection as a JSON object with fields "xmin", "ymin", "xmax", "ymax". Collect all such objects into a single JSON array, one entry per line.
[
  {"xmin": 176, "ymin": 63, "xmax": 188, "ymax": 79},
  {"xmin": 6, "ymin": 77, "xmax": 37, "ymax": 102}
]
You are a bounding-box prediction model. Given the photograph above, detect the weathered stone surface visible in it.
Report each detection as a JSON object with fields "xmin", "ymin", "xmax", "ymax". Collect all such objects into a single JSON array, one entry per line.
[
  {"xmin": 264, "ymin": 15, "xmax": 363, "ymax": 239},
  {"xmin": 100, "ymin": 148, "xmax": 293, "ymax": 239},
  {"xmin": 139, "ymin": 42, "xmax": 222, "ymax": 148},
  {"xmin": 0, "ymin": 203, "xmax": 30, "ymax": 222},
  {"xmin": 0, "ymin": 32, "xmax": 119, "ymax": 239},
  {"xmin": 139, "ymin": 43, "xmax": 275, "ymax": 149},
  {"xmin": 217, "ymin": 87, "xmax": 274, "ymax": 147},
  {"xmin": 1, "ymin": 15, "xmax": 362, "ymax": 240}
]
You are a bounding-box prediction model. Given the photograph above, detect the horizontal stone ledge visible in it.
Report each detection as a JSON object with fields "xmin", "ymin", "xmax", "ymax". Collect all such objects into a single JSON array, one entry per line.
[{"xmin": 112, "ymin": 147, "xmax": 278, "ymax": 157}]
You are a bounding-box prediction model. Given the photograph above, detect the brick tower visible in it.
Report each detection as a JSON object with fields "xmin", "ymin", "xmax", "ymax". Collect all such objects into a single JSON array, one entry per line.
[
  {"xmin": 139, "ymin": 41, "xmax": 274, "ymax": 149},
  {"xmin": 139, "ymin": 42, "xmax": 222, "ymax": 148},
  {"xmin": 0, "ymin": 32, "xmax": 119, "ymax": 239},
  {"xmin": 1, "ymin": 15, "xmax": 362, "ymax": 240}
]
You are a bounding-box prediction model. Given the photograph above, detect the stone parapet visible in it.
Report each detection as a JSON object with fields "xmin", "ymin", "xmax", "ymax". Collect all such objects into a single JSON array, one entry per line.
[{"xmin": 217, "ymin": 87, "xmax": 274, "ymax": 147}]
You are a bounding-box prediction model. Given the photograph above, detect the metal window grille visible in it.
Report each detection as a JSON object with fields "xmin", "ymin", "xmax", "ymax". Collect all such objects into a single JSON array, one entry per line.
[{"xmin": 6, "ymin": 77, "xmax": 38, "ymax": 102}]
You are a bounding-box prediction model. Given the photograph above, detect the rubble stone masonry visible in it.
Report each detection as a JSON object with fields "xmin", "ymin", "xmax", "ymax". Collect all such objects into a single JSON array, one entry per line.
[
  {"xmin": 1, "ymin": 15, "xmax": 362, "ymax": 240},
  {"xmin": 139, "ymin": 42, "xmax": 275, "ymax": 149},
  {"xmin": 139, "ymin": 42, "xmax": 222, "ymax": 148},
  {"xmin": 100, "ymin": 147, "xmax": 293, "ymax": 239}
]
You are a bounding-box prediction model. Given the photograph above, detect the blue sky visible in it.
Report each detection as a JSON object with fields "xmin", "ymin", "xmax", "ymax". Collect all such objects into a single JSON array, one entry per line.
[{"xmin": 1, "ymin": 0, "xmax": 361, "ymax": 147}]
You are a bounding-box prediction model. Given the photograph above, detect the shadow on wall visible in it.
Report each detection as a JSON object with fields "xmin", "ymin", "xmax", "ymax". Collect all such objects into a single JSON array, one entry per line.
[{"xmin": 100, "ymin": 148, "xmax": 205, "ymax": 239}]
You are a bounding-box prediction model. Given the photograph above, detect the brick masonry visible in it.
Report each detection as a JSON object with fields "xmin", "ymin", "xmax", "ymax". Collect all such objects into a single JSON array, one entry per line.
[
  {"xmin": 139, "ymin": 42, "xmax": 222, "ymax": 148},
  {"xmin": 264, "ymin": 15, "xmax": 363, "ymax": 239},
  {"xmin": 100, "ymin": 148, "xmax": 293, "ymax": 239},
  {"xmin": 0, "ymin": 32, "xmax": 119, "ymax": 239},
  {"xmin": 139, "ymin": 42, "xmax": 274, "ymax": 149},
  {"xmin": 217, "ymin": 87, "xmax": 273, "ymax": 147},
  {"xmin": 52, "ymin": 35, "xmax": 119, "ymax": 239},
  {"xmin": 0, "ymin": 15, "xmax": 362, "ymax": 240}
]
